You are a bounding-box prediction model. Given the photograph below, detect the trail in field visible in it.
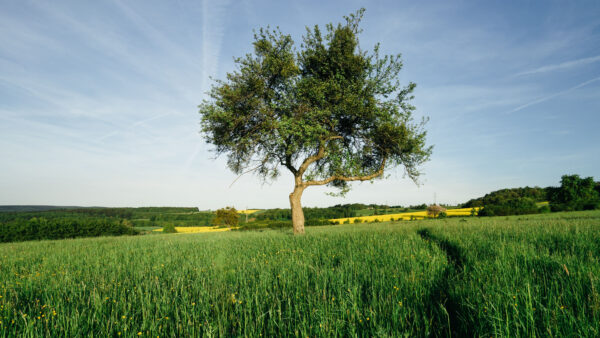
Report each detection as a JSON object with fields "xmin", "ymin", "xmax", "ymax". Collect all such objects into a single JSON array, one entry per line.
[{"xmin": 417, "ymin": 228, "xmax": 471, "ymax": 337}]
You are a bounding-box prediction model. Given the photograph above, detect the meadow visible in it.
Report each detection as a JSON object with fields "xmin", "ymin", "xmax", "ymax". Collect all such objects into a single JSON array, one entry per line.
[{"xmin": 1, "ymin": 211, "xmax": 599, "ymax": 336}]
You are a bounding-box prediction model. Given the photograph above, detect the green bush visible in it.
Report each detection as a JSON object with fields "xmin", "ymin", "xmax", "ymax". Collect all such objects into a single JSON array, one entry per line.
[
  {"xmin": 538, "ymin": 205, "xmax": 551, "ymax": 213},
  {"xmin": 162, "ymin": 224, "xmax": 178, "ymax": 233},
  {"xmin": 213, "ymin": 206, "xmax": 239, "ymax": 227}
]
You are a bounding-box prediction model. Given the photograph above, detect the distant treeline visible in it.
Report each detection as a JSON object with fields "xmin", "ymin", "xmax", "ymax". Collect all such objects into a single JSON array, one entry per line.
[
  {"xmin": 0, "ymin": 207, "xmax": 213, "ymax": 243},
  {"xmin": 254, "ymin": 205, "xmax": 360, "ymax": 221},
  {"xmin": 0, "ymin": 205, "xmax": 84, "ymax": 213},
  {"xmin": 0, "ymin": 217, "xmax": 138, "ymax": 243},
  {"xmin": 252, "ymin": 203, "xmax": 430, "ymax": 223},
  {"xmin": 464, "ymin": 175, "xmax": 600, "ymax": 217},
  {"xmin": 0, "ymin": 208, "xmax": 214, "ymax": 227}
]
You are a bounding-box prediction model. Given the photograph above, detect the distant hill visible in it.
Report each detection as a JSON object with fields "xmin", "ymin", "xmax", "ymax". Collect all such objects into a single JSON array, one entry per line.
[
  {"xmin": 0, "ymin": 205, "xmax": 85, "ymax": 212},
  {"xmin": 462, "ymin": 187, "xmax": 549, "ymax": 208}
]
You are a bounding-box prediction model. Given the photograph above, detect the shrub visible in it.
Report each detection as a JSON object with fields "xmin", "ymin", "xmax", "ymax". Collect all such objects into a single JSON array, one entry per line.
[
  {"xmin": 162, "ymin": 224, "xmax": 178, "ymax": 233},
  {"xmin": 305, "ymin": 218, "xmax": 330, "ymax": 226},
  {"xmin": 538, "ymin": 205, "xmax": 551, "ymax": 214},
  {"xmin": 426, "ymin": 205, "xmax": 447, "ymax": 218},
  {"xmin": 213, "ymin": 207, "xmax": 239, "ymax": 227}
]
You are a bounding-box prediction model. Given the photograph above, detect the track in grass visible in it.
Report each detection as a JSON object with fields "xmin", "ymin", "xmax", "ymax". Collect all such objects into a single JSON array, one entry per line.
[{"xmin": 1, "ymin": 211, "xmax": 599, "ymax": 336}]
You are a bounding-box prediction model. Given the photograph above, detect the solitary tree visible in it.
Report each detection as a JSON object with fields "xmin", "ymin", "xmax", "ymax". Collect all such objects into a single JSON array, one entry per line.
[
  {"xmin": 200, "ymin": 9, "xmax": 432, "ymax": 234},
  {"xmin": 426, "ymin": 205, "xmax": 446, "ymax": 218},
  {"xmin": 213, "ymin": 207, "xmax": 239, "ymax": 228}
]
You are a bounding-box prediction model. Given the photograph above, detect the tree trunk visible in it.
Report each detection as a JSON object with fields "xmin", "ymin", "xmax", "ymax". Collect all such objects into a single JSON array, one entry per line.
[{"xmin": 289, "ymin": 185, "xmax": 305, "ymax": 234}]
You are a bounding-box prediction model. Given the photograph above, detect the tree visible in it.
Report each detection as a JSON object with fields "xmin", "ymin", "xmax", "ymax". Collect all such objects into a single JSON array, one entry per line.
[
  {"xmin": 549, "ymin": 174, "xmax": 600, "ymax": 211},
  {"xmin": 426, "ymin": 205, "xmax": 446, "ymax": 218},
  {"xmin": 213, "ymin": 207, "xmax": 239, "ymax": 228},
  {"xmin": 199, "ymin": 9, "xmax": 431, "ymax": 234}
]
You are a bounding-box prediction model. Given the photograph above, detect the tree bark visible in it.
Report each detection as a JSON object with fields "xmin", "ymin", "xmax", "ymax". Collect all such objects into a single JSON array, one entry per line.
[{"xmin": 289, "ymin": 183, "xmax": 305, "ymax": 235}]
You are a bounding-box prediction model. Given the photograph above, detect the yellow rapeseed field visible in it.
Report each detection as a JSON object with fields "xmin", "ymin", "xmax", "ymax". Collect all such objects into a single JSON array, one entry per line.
[
  {"xmin": 153, "ymin": 226, "xmax": 238, "ymax": 234},
  {"xmin": 329, "ymin": 207, "xmax": 479, "ymax": 224},
  {"xmin": 237, "ymin": 209, "xmax": 261, "ymax": 214}
]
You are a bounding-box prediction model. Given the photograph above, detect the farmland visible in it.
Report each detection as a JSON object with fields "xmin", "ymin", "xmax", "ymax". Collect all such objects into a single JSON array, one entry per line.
[
  {"xmin": 329, "ymin": 207, "xmax": 477, "ymax": 223},
  {"xmin": 1, "ymin": 210, "xmax": 599, "ymax": 336}
]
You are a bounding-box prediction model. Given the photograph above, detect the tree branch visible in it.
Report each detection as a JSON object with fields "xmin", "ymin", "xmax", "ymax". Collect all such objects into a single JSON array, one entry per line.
[
  {"xmin": 297, "ymin": 135, "xmax": 342, "ymax": 178},
  {"xmin": 303, "ymin": 157, "xmax": 387, "ymax": 187},
  {"xmin": 284, "ymin": 153, "xmax": 297, "ymax": 175},
  {"xmin": 229, "ymin": 156, "xmax": 270, "ymax": 188}
]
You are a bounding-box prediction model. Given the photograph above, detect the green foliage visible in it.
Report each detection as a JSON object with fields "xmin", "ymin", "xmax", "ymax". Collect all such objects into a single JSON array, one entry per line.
[
  {"xmin": 235, "ymin": 220, "xmax": 292, "ymax": 231},
  {"xmin": 212, "ymin": 207, "xmax": 240, "ymax": 227},
  {"xmin": 549, "ymin": 174, "xmax": 600, "ymax": 211},
  {"xmin": 254, "ymin": 205, "xmax": 359, "ymax": 221},
  {"xmin": 478, "ymin": 197, "xmax": 539, "ymax": 217},
  {"xmin": 538, "ymin": 204, "xmax": 551, "ymax": 213},
  {"xmin": 162, "ymin": 224, "xmax": 178, "ymax": 234},
  {"xmin": 463, "ymin": 186, "xmax": 548, "ymax": 208},
  {"xmin": 304, "ymin": 218, "xmax": 330, "ymax": 226},
  {"xmin": 0, "ymin": 217, "xmax": 138, "ymax": 243},
  {"xmin": 199, "ymin": 9, "xmax": 431, "ymax": 195}
]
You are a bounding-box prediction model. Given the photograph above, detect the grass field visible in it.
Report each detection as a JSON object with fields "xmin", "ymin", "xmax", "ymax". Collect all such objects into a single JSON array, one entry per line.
[{"xmin": 1, "ymin": 211, "xmax": 599, "ymax": 336}]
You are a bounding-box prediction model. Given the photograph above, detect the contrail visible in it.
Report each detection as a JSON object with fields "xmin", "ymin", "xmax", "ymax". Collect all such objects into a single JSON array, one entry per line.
[
  {"xmin": 506, "ymin": 76, "xmax": 600, "ymax": 114},
  {"xmin": 515, "ymin": 55, "xmax": 600, "ymax": 77},
  {"xmin": 96, "ymin": 112, "xmax": 173, "ymax": 142}
]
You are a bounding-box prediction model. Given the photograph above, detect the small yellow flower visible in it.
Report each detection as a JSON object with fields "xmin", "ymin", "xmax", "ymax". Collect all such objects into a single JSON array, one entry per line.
[
  {"xmin": 367, "ymin": 317, "xmax": 370, "ymax": 321},
  {"xmin": 117, "ymin": 332, "xmax": 121, "ymax": 336},
  {"xmin": 138, "ymin": 332, "xmax": 142, "ymax": 336},
  {"xmin": 122, "ymin": 315, "xmax": 127, "ymax": 319},
  {"xmin": 192, "ymin": 302, "xmax": 196, "ymax": 306}
]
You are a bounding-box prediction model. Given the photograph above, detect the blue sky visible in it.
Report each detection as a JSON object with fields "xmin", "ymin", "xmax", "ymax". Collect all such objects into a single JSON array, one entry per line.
[{"xmin": 1, "ymin": 0, "xmax": 599, "ymax": 208}]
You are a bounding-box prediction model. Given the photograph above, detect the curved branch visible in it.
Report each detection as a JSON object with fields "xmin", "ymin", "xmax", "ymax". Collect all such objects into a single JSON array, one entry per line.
[
  {"xmin": 303, "ymin": 157, "xmax": 387, "ymax": 187},
  {"xmin": 229, "ymin": 156, "xmax": 271, "ymax": 188},
  {"xmin": 297, "ymin": 135, "xmax": 342, "ymax": 178}
]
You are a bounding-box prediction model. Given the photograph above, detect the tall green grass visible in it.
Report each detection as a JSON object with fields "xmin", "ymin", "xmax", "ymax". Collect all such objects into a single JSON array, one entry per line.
[
  {"xmin": 0, "ymin": 211, "xmax": 599, "ymax": 336},
  {"xmin": 420, "ymin": 211, "xmax": 600, "ymax": 336},
  {"xmin": 0, "ymin": 224, "xmax": 447, "ymax": 336}
]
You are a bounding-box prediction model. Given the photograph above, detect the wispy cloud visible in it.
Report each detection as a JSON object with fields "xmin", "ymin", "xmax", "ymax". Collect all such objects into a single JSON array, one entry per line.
[
  {"xmin": 505, "ymin": 76, "xmax": 600, "ymax": 114},
  {"xmin": 201, "ymin": 0, "xmax": 230, "ymax": 94},
  {"xmin": 515, "ymin": 55, "xmax": 600, "ymax": 77}
]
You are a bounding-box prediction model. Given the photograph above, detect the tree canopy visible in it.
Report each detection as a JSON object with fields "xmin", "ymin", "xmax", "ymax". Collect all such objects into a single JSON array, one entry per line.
[{"xmin": 200, "ymin": 9, "xmax": 431, "ymax": 233}]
